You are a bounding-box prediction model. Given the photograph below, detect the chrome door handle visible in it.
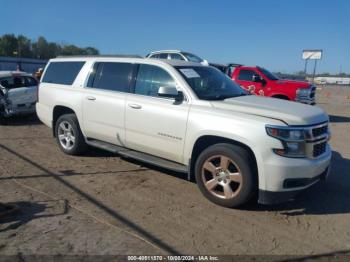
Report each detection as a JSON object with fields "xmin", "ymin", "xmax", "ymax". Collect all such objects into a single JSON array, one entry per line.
[
  {"xmin": 86, "ymin": 96, "xmax": 96, "ymax": 101},
  {"xmin": 128, "ymin": 103, "xmax": 142, "ymax": 109}
]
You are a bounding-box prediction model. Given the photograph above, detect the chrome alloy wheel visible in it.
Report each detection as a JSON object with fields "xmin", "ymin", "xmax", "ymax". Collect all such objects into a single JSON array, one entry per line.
[
  {"xmin": 57, "ymin": 121, "xmax": 76, "ymax": 150},
  {"xmin": 201, "ymin": 155, "xmax": 243, "ymax": 199}
]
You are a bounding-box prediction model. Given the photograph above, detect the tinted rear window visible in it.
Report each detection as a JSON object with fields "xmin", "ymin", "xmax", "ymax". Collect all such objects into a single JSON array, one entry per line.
[
  {"xmin": 42, "ymin": 61, "xmax": 85, "ymax": 85},
  {"xmin": 87, "ymin": 62, "xmax": 134, "ymax": 92}
]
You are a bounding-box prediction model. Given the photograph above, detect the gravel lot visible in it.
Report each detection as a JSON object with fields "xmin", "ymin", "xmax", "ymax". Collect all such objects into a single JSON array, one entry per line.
[{"xmin": 0, "ymin": 85, "xmax": 350, "ymax": 258}]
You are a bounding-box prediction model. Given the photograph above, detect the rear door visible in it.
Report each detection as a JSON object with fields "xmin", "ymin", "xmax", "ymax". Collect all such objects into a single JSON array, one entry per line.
[{"xmin": 82, "ymin": 62, "xmax": 135, "ymax": 145}]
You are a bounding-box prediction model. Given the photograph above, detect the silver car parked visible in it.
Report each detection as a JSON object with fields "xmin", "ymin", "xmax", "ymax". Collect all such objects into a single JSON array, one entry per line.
[{"xmin": 0, "ymin": 71, "xmax": 38, "ymax": 122}]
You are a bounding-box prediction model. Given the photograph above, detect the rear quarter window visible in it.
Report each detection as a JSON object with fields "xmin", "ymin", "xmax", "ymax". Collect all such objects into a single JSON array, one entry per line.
[{"xmin": 42, "ymin": 61, "xmax": 85, "ymax": 85}]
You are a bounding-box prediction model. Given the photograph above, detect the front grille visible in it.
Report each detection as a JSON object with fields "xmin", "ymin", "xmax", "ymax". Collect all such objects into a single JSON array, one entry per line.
[
  {"xmin": 312, "ymin": 125, "xmax": 328, "ymax": 137},
  {"xmin": 313, "ymin": 142, "xmax": 327, "ymax": 157}
]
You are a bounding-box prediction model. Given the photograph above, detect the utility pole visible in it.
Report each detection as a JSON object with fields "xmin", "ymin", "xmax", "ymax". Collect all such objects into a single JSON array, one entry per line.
[
  {"xmin": 304, "ymin": 59, "xmax": 308, "ymax": 76},
  {"xmin": 312, "ymin": 59, "xmax": 317, "ymax": 83},
  {"xmin": 302, "ymin": 50, "xmax": 322, "ymax": 83}
]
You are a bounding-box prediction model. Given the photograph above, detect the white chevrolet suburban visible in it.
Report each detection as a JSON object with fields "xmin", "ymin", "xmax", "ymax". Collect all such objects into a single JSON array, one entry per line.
[{"xmin": 36, "ymin": 56, "xmax": 331, "ymax": 207}]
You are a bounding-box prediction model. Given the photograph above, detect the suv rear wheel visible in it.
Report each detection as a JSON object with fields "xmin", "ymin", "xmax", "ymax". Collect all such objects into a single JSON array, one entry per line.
[
  {"xmin": 55, "ymin": 114, "xmax": 87, "ymax": 155},
  {"xmin": 195, "ymin": 143, "xmax": 257, "ymax": 208}
]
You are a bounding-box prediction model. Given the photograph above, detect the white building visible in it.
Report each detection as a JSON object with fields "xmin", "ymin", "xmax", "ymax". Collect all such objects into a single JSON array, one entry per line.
[{"xmin": 314, "ymin": 76, "xmax": 350, "ymax": 85}]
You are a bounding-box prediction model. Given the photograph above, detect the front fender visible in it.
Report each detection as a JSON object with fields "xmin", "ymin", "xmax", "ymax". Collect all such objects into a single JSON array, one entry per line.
[{"xmin": 183, "ymin": 109, "xmax": 284, "ymax": 191}]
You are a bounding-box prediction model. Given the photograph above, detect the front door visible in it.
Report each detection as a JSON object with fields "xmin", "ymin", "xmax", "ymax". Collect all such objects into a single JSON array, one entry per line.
[
  {"xmin": 235, "ymin": 69, "xmax": 264, "ymax": 96},
  {"xmin": 125, "ymin": 64, "xmax": 189, "ymax": 163}
]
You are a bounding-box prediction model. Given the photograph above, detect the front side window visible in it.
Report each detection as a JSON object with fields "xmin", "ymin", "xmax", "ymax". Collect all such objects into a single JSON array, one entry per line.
[
  {"xmin": 237, "ymin": 69, "xmax": 257, "ymax": 81},
  {"xmin": 150, "ymin": 54, "xmax": 160, "ymax": 59},
  {"xmin": 87, "ymin": 62, "xmax": 134, "ymax": 92},
  {"xmin": 258, "ymin": 67, "xmax": 279, "ymax": 80},
  {"xmin": 42, "ymin": 61, "xmax": 85, "ymax": 85},
  {"xmin": 134, "ymin": 64, "xmax": 176, "ymax": 97},
  {"xmin": 176, "ymin": 66, "xmax": 247, "ymax": 100},
  {"xmin": 182, "ymin": 52, "xmax": 203, "ymax": 63}
]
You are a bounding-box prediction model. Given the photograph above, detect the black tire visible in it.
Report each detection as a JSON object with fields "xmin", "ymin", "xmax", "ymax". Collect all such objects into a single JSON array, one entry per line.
[
  {"xmin": 55, "ymin": 113, "xmax": 87, "ymax": 155},
  {"xmin": 194, "ymin": 143, "xmax": 257, "ymax": 208},
  {"xmin": 0, "ymin": 102, "xmax": 5, "ymax": 125},
  {"xmin": 0, "ymin": 110, "xmax": 6, "ymax": 125},
  {"xmin": 273, "ymin": 95, "xmax": 289, "ymax": 100},
  {"xmin": 0, "ymin": 115, "xmax": 6, "ymax": 125}
]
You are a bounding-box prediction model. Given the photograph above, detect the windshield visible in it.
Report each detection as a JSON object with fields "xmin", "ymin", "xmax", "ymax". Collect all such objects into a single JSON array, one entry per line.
[
  {"xmin": 176, "ymin": 66, "xmax": 248, "ymax": 100},
  {"xmin": 182, "ymin": 52, "xmax": 203, "ymax": 63},
  {"xmin": 258, "ymin": 67, "xmax": 279, "ymax": 80}
]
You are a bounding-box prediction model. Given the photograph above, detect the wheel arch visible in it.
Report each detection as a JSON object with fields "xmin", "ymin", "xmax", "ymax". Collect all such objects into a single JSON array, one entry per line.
[
  {"xmin": 189, "ymin": 135, "xmax": 258, "ymax": 184},
  {"xmin": 52, "ymin": 105, "xmax": 77, "ymax": 137}
]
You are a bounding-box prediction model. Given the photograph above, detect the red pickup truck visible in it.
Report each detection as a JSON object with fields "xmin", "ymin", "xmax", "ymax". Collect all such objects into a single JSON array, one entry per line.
[{"xmin": 210, "ymin": 63, "xmax": 316, "ymax": 105}]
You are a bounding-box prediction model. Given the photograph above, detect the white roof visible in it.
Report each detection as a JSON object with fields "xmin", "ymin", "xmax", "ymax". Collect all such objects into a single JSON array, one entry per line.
[
  {"xmin": 49, "ymin": 56, "xmax": 204, "ymax": 68},
  {"xmin": 149, "ymin": 50, "xmax": 182, "ymax": 54},
  {"xmin": 0, "ymin": 71, "xmax": 32, "ymax": 77}
]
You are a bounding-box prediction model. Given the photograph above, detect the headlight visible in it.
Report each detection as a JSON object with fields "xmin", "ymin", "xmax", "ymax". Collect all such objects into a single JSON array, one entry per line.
[
  {"xmin": 296, "ymin": 88, "xmax": 310, "ymax": 96},
  {"xmin": 266, "ymin": 125, "xmax": 307, "ymax": 158}
]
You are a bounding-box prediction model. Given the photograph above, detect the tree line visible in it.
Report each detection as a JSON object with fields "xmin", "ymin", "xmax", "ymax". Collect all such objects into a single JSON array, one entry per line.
[{"xmin": 0, "ymin": 34, "xmax": 99, "ymax": 60}]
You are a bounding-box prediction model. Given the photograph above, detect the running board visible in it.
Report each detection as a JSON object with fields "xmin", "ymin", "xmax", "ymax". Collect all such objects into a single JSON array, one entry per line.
[{"xmin": 86, "ymin": 139, "xmax": 188, "ymax": 173}]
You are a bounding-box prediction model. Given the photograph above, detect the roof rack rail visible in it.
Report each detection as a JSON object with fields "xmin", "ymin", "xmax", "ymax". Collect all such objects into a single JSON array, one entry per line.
[
  {"xmin": 149, "ymin": 50, "xmax": 181, "ymax": 54},
  {"xmin": 227, "ymin": 63, "xmax": 243, "ymax": 67},
  {"xmin": 56, "ymin": 54, "xmax": 143, "ymax": 58}
]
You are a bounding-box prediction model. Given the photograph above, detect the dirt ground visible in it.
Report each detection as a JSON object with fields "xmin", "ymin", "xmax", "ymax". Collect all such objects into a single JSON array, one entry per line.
[{"xmin": 0, "ymin": 85, "xmax": 350, "ymax": 258}]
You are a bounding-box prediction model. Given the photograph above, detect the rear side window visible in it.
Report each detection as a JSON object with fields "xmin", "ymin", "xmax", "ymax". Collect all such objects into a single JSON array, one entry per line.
[
  {"xmin": 87, "ymin": 62, "xmax": 134, "ymax": 92},
  {"xmin": 42, "ymin": 61, "xmax": 85, "ymax": 85},
  {"xmin": 237, "ymin": 69, "xmax": 256, "ymax": 81},
  {"xmin": 150, "ymin": 54, "xmax": 160, "ymax": 59},
  {"xmin": 134, "ymin": 64, "xmax": 176, "ymax": 97},
  {"xmin": 159, "ymin": 53, "xmax": 168, "ymax": 59}
]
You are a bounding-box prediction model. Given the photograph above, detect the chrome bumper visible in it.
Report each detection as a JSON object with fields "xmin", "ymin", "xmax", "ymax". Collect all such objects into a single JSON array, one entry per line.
[{"xmin": 296, "ymin": 86, "xmax": 316, "ymax": 105}]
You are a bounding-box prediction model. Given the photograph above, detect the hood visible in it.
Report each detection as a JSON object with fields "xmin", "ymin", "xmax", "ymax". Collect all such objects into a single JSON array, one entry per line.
[
  {"xmin": 275, "ymin": 79, "xmax": 310, "ymax": 89},
  {"xmin": 210, "ymin": 95, "xmax": 328, "ymax": 126}
]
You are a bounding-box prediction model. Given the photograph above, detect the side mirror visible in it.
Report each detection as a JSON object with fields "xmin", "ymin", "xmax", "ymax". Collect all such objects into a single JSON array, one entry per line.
[
  {"xmin": 158, "ymin": 86, "xmax": 184, "ymax": 102},
  {"xmin": 201, "ymin": 59, "xmax": 209, "ymax": 66},
  {"xmin": 252, "ymin": 74, "xmax": 261, "ymax": 82},
  {"xmin": 252, "ymin": 75, "xmax": 267, "ymax": 86}
]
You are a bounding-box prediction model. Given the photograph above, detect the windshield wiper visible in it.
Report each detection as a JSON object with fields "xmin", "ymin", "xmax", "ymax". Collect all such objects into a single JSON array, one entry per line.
[{"xmin": 209, "ymin": 93, "xmax": 248, "ymax": 100}]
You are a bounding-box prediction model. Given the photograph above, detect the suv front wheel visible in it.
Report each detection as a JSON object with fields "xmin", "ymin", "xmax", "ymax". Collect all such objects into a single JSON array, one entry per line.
[
  {"xmin": 55, "ymin": 114, "xmax": 87, "ymax": 155},
  {"xmin": 195, "ymin": 143, "xmax": 257, "ymax": 208}
]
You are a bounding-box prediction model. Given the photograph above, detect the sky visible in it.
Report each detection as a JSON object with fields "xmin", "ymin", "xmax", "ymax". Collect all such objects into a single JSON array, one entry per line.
[{"xmin": 1, "ymin": 0, "xmax": 349, "ymax": 74}]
